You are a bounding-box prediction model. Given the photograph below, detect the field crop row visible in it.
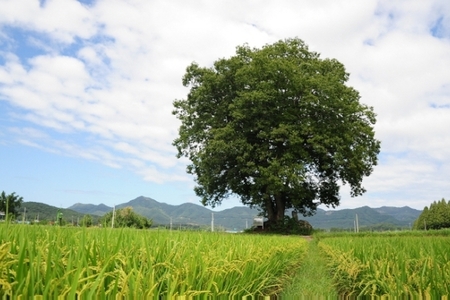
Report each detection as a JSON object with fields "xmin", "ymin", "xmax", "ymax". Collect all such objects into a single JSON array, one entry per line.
[
  {"xmin": 318, "ymin": 233, "xmax": 450, "ymax": 297},
  {"xmin": 0, "ymin": 224, "xmax": 308, "ymax": 298}
]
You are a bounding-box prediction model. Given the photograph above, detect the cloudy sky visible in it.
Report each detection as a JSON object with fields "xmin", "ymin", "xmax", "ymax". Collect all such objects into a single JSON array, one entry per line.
[{"xmin": 1, "ymin": 0, "xmax": 449, "ymax": 211}]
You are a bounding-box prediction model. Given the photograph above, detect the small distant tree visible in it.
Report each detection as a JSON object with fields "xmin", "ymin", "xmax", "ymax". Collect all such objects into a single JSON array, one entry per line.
[
  {"xmin": 82, "ymin": 214, "xmax": 93, "ymax": 227},
  {"xmin": 101, "ymin": 207, "xmax": 152, "ymax": 229},
  {"xmin": 0, "ymin": 191, "xmax": 24, "ymax": 221},
  {"xmin": 57, "ymin": 209, "xmax": 63, "ymax": 226},
  {"xmin": 39, "ymin": 219, "xmax": 50, "ymax": 226},
  {"xmin": 414, "ymin": 198, "xmax": 450, "ymax": 230}
]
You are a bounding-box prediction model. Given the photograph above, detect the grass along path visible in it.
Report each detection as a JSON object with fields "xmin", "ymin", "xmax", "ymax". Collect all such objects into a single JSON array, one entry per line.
[{"xmin": 282, "ymin": 238, "xmax": 337, "ymax": 298}]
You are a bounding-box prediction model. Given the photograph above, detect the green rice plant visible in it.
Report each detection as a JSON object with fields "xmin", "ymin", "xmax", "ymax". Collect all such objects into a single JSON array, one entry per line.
[
  {"xmin": 315, "ymin": 228, "xmax": 450, "ymax": 240},
  {"xmin": 0, "ymin": 224, "xmax": 308, "ymax": 298},
  {"xmin": 319, "ymin": 234, "xmax": 450, "ymax": 297}
]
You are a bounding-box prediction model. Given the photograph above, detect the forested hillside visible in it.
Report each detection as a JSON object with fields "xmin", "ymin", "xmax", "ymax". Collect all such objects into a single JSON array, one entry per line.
[{"xmin": 69, "ymin": 196, "xmax": 421, "ymax": 231}]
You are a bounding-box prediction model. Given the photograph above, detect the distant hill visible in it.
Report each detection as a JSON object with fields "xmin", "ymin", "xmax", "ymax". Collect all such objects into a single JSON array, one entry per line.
[
  {"xmin": 302, "ymin": 206, "xmax": 421, "ymax": 229},
  {"xmin": 18, "ymin": 202, "xmax": 97, "ymax": 224},
  {"xmin": 68, "ymin": 196, "xmax": 422, "ymax": 231},
  {"xmin": 69, "ymin": 196, "xmax": 257, "ymax": 229},
  {"xmin": 373, "ymin": 206, "xmax": 422, "ymax": 222},
  {"xmin": 68, "ymin": 203, "xmax": 112, "ymax": 216}
]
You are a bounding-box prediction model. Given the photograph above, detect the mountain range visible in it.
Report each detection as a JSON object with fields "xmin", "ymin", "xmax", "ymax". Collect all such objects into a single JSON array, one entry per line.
[
  {"xmin": 17, "ymin": 201, "xmax": 100, "ymax": 224},
  {"xmin": 65, "ymin": 196, "xmax": 422, "ymax": 231}
]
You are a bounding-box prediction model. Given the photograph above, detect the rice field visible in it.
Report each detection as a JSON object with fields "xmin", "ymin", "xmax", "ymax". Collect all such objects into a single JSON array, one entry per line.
[
  {"xmin": 2, "ymin": 222, "xmax": 450, "ymax": 298},
  {"xmin": 317, "ymin": 231, "xmax": 450, "ymax": 298},
  {"xmin": 0, "ymin": 224, "xmax": 308, "ymax": 299}
]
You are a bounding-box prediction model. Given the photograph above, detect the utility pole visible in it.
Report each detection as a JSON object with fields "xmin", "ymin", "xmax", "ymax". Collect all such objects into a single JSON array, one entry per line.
[
  {"xmin": 112, "ymin": 205, "xmax": 116, "ymax": 228},
  {"xmin": 355, "ymin": 214, "xmax": 359, "ymax": 233},
  {"xmin": 245, "ymin": 219, "xmax": 248, "ymax": 229},
  {"xmin": 170, "ymin": 217, "xmax": 173, "ymax": 230},
  {"xmin": 211, "ymin": 213, "xmax": 214, "ymax": 232},
  {"xmin": 22, "ymin": 207, "xmax": 26, "ymax": 223}
]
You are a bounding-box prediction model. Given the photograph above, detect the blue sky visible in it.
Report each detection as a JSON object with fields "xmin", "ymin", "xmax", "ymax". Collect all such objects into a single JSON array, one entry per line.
[{"xmin": 1, "ymin": 0, "xmax": 450, "ymax": 211}]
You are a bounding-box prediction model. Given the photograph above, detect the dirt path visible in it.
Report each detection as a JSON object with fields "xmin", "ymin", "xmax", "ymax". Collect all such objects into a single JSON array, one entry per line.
[
  {"xmin": 282, "ymin": 239, "xmax": 337, "ymax": 297},
  {"xmin": 301, "ymin": 235, "xmax": 313, "ymax": 242}
]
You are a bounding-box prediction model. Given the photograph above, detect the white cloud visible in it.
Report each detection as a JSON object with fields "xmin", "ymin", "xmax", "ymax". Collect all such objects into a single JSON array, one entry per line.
[
  {"xmin": 9, "ymin": 127, "xmax": 48, "ymax": 141},
  {"xmin": 1, "ymin": 0, "xmax": 450, "ymax": 209},
  {"xmin": 77, "ymin": 46, "xmax": 102, "ymax": 65},
  {"xmin": 0, "ymin": 0, "xmax": 97, "ymax": 43}
]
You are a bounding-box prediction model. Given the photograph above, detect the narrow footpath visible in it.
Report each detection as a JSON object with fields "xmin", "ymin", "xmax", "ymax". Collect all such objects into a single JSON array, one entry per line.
[{"xmin": 282, "ymin": 238, "xmax": 338, "ymax": 297}]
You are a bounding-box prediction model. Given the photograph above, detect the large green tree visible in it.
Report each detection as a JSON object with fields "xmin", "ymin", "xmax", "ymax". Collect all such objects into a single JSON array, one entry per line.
[
  {"xmin": 173, "ymin": 38, "xmax": 380, "ymax": 226},
  {"xmin": 0, "ymin": 191, "xmax": 24, "ymax": 220}
]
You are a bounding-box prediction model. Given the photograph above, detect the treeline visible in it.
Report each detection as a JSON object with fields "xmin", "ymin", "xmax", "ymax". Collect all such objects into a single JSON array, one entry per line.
[
  {"xmin": 0, "ymin": 191, "xmax": 23, "ymax": 220},
  {"xmin": 101, "ymin": 207, "xmax": 152, "ymax": 229},
  {"xmin": 414, "ymin": 198, "xmax": 450, "ymax": 230}
]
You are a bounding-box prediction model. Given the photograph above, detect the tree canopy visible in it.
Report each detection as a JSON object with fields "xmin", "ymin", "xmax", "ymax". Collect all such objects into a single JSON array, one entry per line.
[
  {"xmin": 0, "ymin": 191, "xmax": 24, "ymax": 220},
  {"xmin": 414, "ymin": 198, "xmax": 450, "ymax": 230},
  {"xmin": 173, "ymin": 38, "xmax": 380, "ymax": 226},
  {"xmin": 101, "ymin": 207, "xmax": 152, "ymax": 229},
  {"xmin": 81, "ymin": 214, "xmax": 93, "ymax": 227}
]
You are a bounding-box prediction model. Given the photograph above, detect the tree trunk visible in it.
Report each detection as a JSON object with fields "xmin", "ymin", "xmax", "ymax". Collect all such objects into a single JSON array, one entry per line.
[
  {"xmin": 275, "ymin": 193, "xmax": 285, "ymax": 224},
  {"xmin": 292, "ymin": 210, "xmax": 298, "ymax": 221},
  {"xmin": 264, "ymin": 194, "xmax": 275, "ymax": 225},
  {"xmin": 264, "ymin": 193, "xmax": 286, "ymax": 229}
]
